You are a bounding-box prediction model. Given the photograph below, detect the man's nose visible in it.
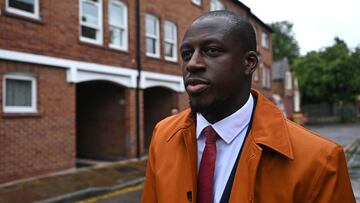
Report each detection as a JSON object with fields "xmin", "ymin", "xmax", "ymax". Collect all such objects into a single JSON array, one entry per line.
[{"xmin": 186, "ymin": 50, "xmax": 205, "ymax": 72}]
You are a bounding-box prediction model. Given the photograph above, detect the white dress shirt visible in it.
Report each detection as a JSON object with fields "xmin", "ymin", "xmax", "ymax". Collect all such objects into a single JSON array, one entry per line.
[{"xmin": 196, "ymin": 94, "xmax": 254, "ymax": 203}]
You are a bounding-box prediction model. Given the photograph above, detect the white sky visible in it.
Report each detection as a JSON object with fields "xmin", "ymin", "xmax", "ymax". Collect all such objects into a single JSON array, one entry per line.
[{"xmin": 240, "ymin": 0, "xmax": 360, "ymax": 55}]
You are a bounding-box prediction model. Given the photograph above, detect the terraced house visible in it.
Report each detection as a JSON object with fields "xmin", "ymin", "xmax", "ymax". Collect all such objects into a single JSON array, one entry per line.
[{"xmin": 0, "ymin": 0, "xmax": 272, "ymax": 184}]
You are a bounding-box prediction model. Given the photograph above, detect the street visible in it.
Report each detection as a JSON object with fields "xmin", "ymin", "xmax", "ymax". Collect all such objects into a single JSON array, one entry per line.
[{"xmin": 77, "ymin": 123, "xmax": 360, "ymax": 203}]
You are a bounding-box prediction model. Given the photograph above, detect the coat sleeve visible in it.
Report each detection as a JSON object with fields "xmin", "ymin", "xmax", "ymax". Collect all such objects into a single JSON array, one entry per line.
[
  {"xmin": 141, "ymin": 126, "xmax": 158, "ymax": 203},
  {"xmin": 309, "ymin": 145, "xmax": 356, "ymax": 203}
]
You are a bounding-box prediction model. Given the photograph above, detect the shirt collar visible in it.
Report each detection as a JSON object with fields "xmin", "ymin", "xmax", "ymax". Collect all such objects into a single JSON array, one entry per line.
[{"xmin": 196, "ymin": 94, "xmax": 254, "ymax": 144}]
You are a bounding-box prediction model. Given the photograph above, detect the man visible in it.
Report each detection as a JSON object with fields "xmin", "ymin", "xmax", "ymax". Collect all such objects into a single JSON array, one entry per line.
[{"xmin": 142, "ymin": 11, "xmax": 355, "ymax": 203}]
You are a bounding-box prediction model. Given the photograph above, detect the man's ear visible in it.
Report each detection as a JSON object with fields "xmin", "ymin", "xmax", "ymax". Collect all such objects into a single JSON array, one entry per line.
[{"xmin": 244, "ymin": 51, "xmax": 258, "ymax": 76}]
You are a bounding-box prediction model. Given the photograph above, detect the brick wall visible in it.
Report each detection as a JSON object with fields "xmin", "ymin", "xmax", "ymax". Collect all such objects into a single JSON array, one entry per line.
[
  {"xmin": 0, "ymin": 61, "xmax": 75, "ymax": 184},
  {"xmin": 76, "ymin": 81, "xmax": 127, "ymax": 160},
  {"xmin": 0, "ymin": 0, "xmax": 137, "ymax": 69}
]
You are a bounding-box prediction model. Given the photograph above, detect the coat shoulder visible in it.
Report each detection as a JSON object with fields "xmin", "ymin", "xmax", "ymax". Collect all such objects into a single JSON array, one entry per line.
[
  {"xmin": 285, "ymin": 120, "xmax": 341, "ymax": 152},
  {"xmin": 151, "ymin": 108, "xmax": 194, "ymax": 142}
]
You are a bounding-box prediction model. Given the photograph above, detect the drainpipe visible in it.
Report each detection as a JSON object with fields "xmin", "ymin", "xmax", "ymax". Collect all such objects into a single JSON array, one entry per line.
[{"xmin": 135, "ymin": 0, "xmax": 142, "ymax": 159}]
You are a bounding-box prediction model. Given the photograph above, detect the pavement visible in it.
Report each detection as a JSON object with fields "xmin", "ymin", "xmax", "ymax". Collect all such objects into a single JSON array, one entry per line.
[
  {"xmin": 0, "ymin": 158, "xmax": 147, "ymax": 203},
  {"xmin": 0, "ymin": 123, "xmax": 359, "ymax": 203}
]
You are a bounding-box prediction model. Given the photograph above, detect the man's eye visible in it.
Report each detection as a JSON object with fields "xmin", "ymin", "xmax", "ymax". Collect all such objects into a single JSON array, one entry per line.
[
  {"xmin": 204, "ymin": 47, "xmax": 221, "ymax": 57},
  {"xmin": 181, "ymin": 50, "xmax": 193, "ymax": 61}
]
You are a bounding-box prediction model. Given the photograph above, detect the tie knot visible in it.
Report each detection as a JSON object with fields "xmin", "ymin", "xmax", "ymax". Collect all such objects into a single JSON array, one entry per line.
[{"xmin": 202, "ymin": 126, "xmax": 218, "ymax": 144}]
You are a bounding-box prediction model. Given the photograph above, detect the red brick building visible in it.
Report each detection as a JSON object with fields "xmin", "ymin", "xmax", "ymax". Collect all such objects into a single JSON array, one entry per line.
[
  {"xmin": 272, "ymin": 57, "xmax": 301, "ymax": 119},
  {"xmin": 0, "ymin": 0, "xmax": 272, "ymax": 184}
]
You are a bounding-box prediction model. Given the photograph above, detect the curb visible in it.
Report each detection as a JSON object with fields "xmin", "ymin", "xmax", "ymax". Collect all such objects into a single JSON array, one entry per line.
[{"xmin": 37, "ymin": 177, "xmax": 145, "ymax": 203}]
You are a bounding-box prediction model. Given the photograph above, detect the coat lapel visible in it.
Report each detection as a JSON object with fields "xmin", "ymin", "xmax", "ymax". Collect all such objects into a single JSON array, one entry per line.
[
  {"xmin": 229, "ymin": 89, "xmax": 294, "ymax": 202},
  {"xmin": 229, "ymin": 132, "xmax": 262, "ymax": 203}
]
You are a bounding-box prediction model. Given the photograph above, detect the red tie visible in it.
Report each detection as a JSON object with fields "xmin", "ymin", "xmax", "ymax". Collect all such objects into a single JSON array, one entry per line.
[{"xmin": 198, "ymin": 126, "xmax": 218, "ymax": 203}]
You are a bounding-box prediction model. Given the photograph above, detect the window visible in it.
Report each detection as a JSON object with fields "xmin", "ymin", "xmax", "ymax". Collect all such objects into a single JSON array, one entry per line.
[
  {"xmin": 192, "ymin": 0, "xmax": 201, "ymax": 6},
  {"xmin": 164, "ymin": 21, "xmax": 177, "ymax": 61},
  {"xmin": 3, "ymin": 73, "xmax": 37, "ymax": 113},
  {"xmin": 285, "ymin": 71, "xmax": 293, "ymax": 90},
  {"xmin": 109, "ymin": 0, "xmax": 128, "ymax": 51},
  {"xmin": 253, "ymin": 68, "xmax": 259, "ymax": 81},
  {"xmin": 6, "ymin": 0, "xmax": 40, "ymax": 19},
  {"xmin": 261, "ymin": 32, "xmax": 269, "ymax": 48},
  {"xmin": 210, "ymin": 0, "xmax": 225, "ymax": 11},
  {"xmin": 146, "ymin": 14, "xmax": 160, "ymax": 58},
  {"xmin": 261, "ymin": 65, "xmax": 271, "ymax": 88},
  {"xmin": 79, "ymin": 0, "xmax": 103, "ymax": 44}
]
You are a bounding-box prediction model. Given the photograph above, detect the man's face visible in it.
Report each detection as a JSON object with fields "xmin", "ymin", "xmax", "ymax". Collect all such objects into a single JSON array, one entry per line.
[{"xmin": 180, "ymin": 17, "xmax": 249, "ymax": 116}]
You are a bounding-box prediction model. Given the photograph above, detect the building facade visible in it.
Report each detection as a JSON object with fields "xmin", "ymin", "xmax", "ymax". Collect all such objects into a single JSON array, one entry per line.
[
  {"xmin": 0, "ymin": 0, "xmax": 272, "ymax": 184},
  {"xmin": 272, "ymin": 57, "xmax": 300, "ymax": 119}
]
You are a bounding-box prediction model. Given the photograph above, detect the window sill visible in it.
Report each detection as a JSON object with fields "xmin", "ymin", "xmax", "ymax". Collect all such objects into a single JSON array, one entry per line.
[
  {"xmin": 2, "ymin": 112, "xmax": 42, "ymax": 118},
  {"xmin": 191, "ymin": 1, "xmax": 202, "ymax": 8},
  {"xmin": 3, "ymin": 10, "xmax": 43, "ymax": 24},
  {"xmin": 164, "ymin": 57, "xmax": 179, "ymax": 64}
]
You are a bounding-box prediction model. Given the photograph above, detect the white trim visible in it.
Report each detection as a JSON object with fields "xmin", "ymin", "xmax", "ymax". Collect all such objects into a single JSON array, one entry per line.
[
  {"xmin": 0, "ymin": 49, "xmax": 186, "ymax": 92},
  {"xmin": 145, "ymin": 14, "xmax": 160, "ymax": 58},
  {"xmin": 79, "ymin": 0, "xmax": 103, "ymax": 45},
  {"xmin": 261, "ymin": 32, "xmax": 269, "ymax": 48},
  {"xmin": 141, "ymin": 71, "xmax": 185, "ymax": 92},
  {"xmin": 108, "ymin": 0, "xmax": 128, "ymax": 51},
  {"xmin": 285, "ymin": 71, "xmax": 293, "ymax": 90},
  {"xmin": 3, "ymin": 73, "xmax": 37, "ymax": 113},
  {"xmin": 0, "ymin": 49, "xmax": 137, "ymax": 88},
  {"xmin": 164, "ymin": 21, "xmax": 177, "ymax": 62},
  {"xmin": 6, "ymin": 0, "xmax": 40, "ymax": 20},
  {"xmin": 192, "ymin": 0, "xmax": 201, "ymax": 6}
]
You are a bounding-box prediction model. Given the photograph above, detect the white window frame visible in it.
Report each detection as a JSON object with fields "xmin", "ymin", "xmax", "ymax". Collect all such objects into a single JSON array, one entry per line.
[
  {"xmin": 210, "ymin": 0, "xmax": 225, "ymax": 11},
  {"xmin": 261, "ymin": 65, "xmax": 271, "ymax": 88},
  {"xmin": 261, "ymin": 32, "xmax": 269, "ymax": 48},
  {"xmin": 253, "ymin": 68, "xmax": 259, "ymax": 81},
  {"xmin": 164, "ymin": 21, "xmax": 177, "ymax": 62},
  {"xmin": 285, "ymin": 71, "xmax": 293, "ymax": 90},
  {"xmin": 6, "ymin": 0, "xmax": 40, "ymax": 19},
  {"xmin": 108, "ymin": 0, "xmax": 128, "ymax": 51},
  {"xmin": 3, "ymin": 73, "xmax": 37, "ymax": 113},
  {"xmin": 192, "ymin": 0, "xmax": 201, "ymax": 6},
  {"xmin": 79, "ymin": 0, "xmax": 103, "ymax": 45},
  {"xmin": 146, "ymin": 14, "xmax": 160, "ymax": 58}
]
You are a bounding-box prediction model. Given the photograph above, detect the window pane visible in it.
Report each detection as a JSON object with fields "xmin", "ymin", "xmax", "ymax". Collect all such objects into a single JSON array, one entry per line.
[
  {"xmin": 9, "ymin": 0, "xmax": 34, "ymax": 13},
  {"xmin": 6, "ymin": 78, "xmax": 32, "ymax": 106},
  {"xmin": 81, "ymin": 26, "xmax": 97, "ymax": 39},
  {"xmin": 165, "ymin": 23, "xmax": 174, "ymax": 40},
  {"xmin": 146, "ymin": 16, "xmax": 156, "ymax": 35},
  {"xmin": 146, "ymin": 38, "xmax": 156, "ymax": 54},
  {"xmin": 110, "ymin": 26, "xmax": 123, "ymax": 46},
  {"xmin": 82, "ymin": 1, "xmax": 98, "ymax": 26},
  {"xmin": 109, "ymin": 3, "xmax": 124, "ymax": 26},
  {"xmin": 165, "ymin": 42, "xmax": 174, "ymax": 57}
]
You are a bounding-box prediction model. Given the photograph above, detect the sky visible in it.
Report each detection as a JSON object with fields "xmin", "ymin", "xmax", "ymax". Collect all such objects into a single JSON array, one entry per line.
[{"xmin": 240, "ymin": 0, "xmax": 360, "ymax": 55}]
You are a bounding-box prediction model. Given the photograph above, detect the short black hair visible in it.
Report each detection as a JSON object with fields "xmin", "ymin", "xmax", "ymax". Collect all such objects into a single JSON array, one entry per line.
[{"xmin": 192, "ymin": 10, "xmax": 257, "ymax": 53}]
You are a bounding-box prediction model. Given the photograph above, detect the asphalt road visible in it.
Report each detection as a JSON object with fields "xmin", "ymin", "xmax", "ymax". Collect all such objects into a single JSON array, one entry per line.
[{"xmin": 305, "ymin": 123, "xmax": 360, "ymax": 146}]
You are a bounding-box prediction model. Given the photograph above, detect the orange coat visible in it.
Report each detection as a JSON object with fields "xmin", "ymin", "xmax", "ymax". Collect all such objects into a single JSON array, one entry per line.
[{"xmin": 142, "ymin": 90, "xmax": 355, "ymax": 203}]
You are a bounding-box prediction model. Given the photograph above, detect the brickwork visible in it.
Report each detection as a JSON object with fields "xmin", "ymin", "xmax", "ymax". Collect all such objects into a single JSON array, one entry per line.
[
  {"xmin": 0, "ymin": 61, "xmax": 75, "ymax": 184},
  {"xmin": 0, "ymin": 0, "xmax": 137, "ymax": 69}
]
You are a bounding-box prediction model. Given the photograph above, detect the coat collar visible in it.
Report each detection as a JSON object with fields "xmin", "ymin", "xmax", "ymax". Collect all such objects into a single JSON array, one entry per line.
[
  {"xmin": 166, "ymin": 89, "xmax": 294, "ymax": 160},
  {"xmin": 250, "ymin": 89, "xmax": 294, "ymax": 159}
]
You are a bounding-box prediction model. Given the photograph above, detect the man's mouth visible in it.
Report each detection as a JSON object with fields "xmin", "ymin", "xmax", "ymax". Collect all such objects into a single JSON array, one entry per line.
[{"xmin": 185, "ymin": 78, "xmax": 210, "ymax": 95}]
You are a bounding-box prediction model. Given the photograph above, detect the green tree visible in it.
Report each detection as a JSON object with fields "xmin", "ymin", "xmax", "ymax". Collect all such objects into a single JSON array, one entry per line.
[
  {"xmin": 293, "ymin": 37, "xmax": 360, "ymax": 104},
  {"xmin": 270, "ymin": 21, "xmax": 300, "ymax": 64}
]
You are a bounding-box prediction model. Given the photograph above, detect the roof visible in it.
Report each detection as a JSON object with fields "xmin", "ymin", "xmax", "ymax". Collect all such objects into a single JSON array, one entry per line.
[
  {"xmin": 229, "ymin": 0, "xmax": 273, "ymax": 32},
  {"xmin": 272, "ymin": 58, "xmax": 289, "ymax": 80}
]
